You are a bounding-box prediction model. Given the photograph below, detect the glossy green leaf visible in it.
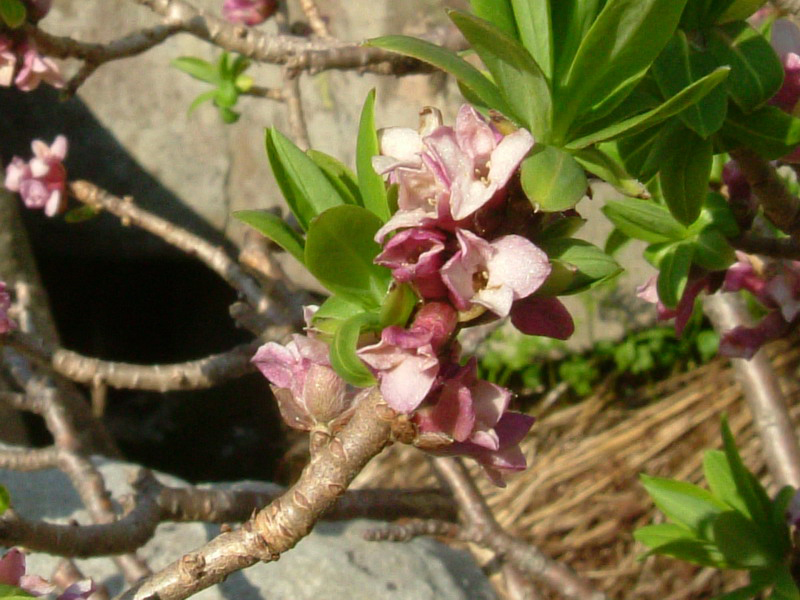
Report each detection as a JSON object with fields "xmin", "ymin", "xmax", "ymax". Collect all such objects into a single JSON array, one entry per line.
[
  {"xmin": 511, "ymin": 0, "xmax": 553, "ymax": 79},
  {"xmin": 704, "ymin": 450, "xmax": 749, "ymax": 514},
  {"xmin": 330, "ymin": 312, "xmax": 379, "ymax": 387},
  {"xmin": 379, "ymin": 283, "xmax": 418, "ymax": 329},
  {"xmin": 314, "ymin": 295, "xmax": 364, "ymax": 323},
  {"xmin": 305, "ymin": 205, "xmax": 392, "ymax": 308},
  {"xmin": 567, "ymin": 67, "xmax": 729, "ymax": 149},
  {"xmin": 659, "ymin": 130, "xmax": 713, "ymax": 225},
  {"xmin": 550, "ymin": 0, "xmax": 605, "ymax": 80},
  {"xmin": 449, "ymin": 10, "xmax": 552, "ymax": 138},
  {"xmin": 0, "ymin": 484, "xmax": 9, "ymax": 515},
  {"xmin": 641, "ymin": 474, "xmax": 726, "ymax": 538},
  {"xmin": 647, "ymin": 539, "xmax": 730, "ymax": 568},
  {"xmin": 538, "ymin": 216, "xmax": 587, "ymax": 241},
  {"xmin": 713, "ymin": 511, "xmax": 780, "ymax": 568},
  {"xmin": 708, "ymin": 21, "xmax": 784, "ymax": 112},
  {"xmin": 602, "ymin": 198, "xmax": 688, "ymax": 244},
  {"xmin": 0, "ymin": 0, "xmax": 25, "ymax": 27},
  {"xmin": 573, "ymin": 147, "xmax": 649, "ymax": 199},
  {"xmin": 605, "ymin": 228, "xmax": 631, "ymax": 256},
  {"xmin": 356, "ymin": 90, "xmax": 390, "ymax": 222},
  {"xmin": 520, "ymin": 146, "xmax": 587, "ymax": 212},
  {"xmin": 717, "ymin": 0, "xmax": 769, "ymax": 23},
  {"xmin": 634, "ymin": 523, "xmax": 698, "ymax": 550},
  {"xmin": 695, "ymin": 192, "xmax": 740, "ymax": 238},
  {"xmin": 614, "ymin": 119, "xmax": 686, "ymax": 182},
  {"xmin": 721, "ymin": 416, "xmax": 772, "ymax": 523},
  {"xmin": 534, "ymin": 260, "xmax": 578, "ymax": 296},
  {"xmin": 171, "ymin": 57, "xmax": 219, "ymax": 84},
  {"xmin": 365, "ymin": 36, "xmax": 514, "ymax": 121},
  {"xmin": 0, "ymin": 585, "xmax": 35, "ymax": 600},
  {"xmin": 307, "ymin": 149, "xmax": 361, "ymax": 206},
  {"xmin": 721, "ymin": 104, "xmax": 800, "ymax": 160},
  {"xmin": 692, "ymin": 228, "xmax": 735, "ymax": 271},
  {"xmin": 657, "ymin": 242, "xmax": 695, "ymax": 309},
  {"xmin": 265, "ymin": 128, "xmax": 344, "ymax": 231},
  {"xmin": 187, "ymin": 90, "xmax": 217, "ymax": 115},
  {"xmin": 539, "ymin": 239, "xmax": 621, "ymax": 294},
  {"xmin": 653, "ymin": 32, "xmax": 728, "ymax": 138},
  {"xmin": 233, "ymin": 210, "xmax": 305, "ymax": 264},
  {"xmin": 558, "ymin": 0, "xmax": 689, "ymax": 132},
  {"xmin": 469, "ymin": 0, "xmax": 518, "ymax": 40}
]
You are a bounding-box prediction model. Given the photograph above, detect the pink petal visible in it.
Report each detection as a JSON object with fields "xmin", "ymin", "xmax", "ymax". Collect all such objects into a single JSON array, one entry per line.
[
  {"xmin": 487, "ymin": 128, "xmax": 535, "ymax": 189},
  {"xmin": 0, "ymin": 549, "xmax": 25, "ymax": 586}
]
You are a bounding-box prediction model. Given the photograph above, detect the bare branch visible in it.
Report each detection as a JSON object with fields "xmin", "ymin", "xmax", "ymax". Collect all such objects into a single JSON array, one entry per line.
[
  {"xmin": 283, "ymin": 71, "xmax": 311, "ymax": 150},
  {"xmin": 118, "ymin": 388, "xmax": 394, "ymax": 600},
  {"xmin": 0, "ymin": 445, "xmax": 59, "ymax": 471},
  {"xmin": 363, "ymin": 519, "xmax": 461, "ymax": 542},
  {"xmin": 730, "ymin": 232, "xmax": 800, "ymax": 260},
  {"xmin": 298, "ymin": 0, "xmax": 332, "ymax": 39}
]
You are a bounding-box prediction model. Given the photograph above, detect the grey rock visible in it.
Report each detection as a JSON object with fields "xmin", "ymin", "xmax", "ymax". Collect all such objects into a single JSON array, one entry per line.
[{"xmin": 0, "ymin": 451, "xmax": 496, "ymax": 600}]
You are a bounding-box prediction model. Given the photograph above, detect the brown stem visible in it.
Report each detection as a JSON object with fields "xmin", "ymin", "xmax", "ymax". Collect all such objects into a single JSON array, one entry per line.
[
  {"xmin": 731, "ymin": 232, "xmax": 800, "ymax": 260},
  {"xmin": 283, "ymin": 71, "xmax": 311, "ymax": 150},
  {"xmin": 298, "ymin": 0, "xmax": 331, "ymax": 39},
  {"xmin": 0, "ymin": 445, "xmax": 59, "ymax": 471},
  {"xmin": 704, "ymin": 293, "xmax": 800, "ymax": 487},
  {"xmin": 117, "ymin": 389, "xmax": 394, "ymax": 600}
]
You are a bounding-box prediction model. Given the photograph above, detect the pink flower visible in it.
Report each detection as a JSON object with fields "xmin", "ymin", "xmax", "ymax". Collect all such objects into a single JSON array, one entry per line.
[
  {"xmin": 0, "ymin": 37, "xmax": 16, "ymax": 87},
  {"xmin": 637, "ymin": 273, "xmax": 713, "ymax": 336},
  {"xmin": 374, "ymin": 227, "xmax": 448, "ymax": 299},
  {"xmin": 358, "ymin": 303, "xmax": 457, "ymax": 413},
  {"xmin": 222, "ymin": 0, "xmax": 277, "ymax": 25},
  {"xmin": 719, "ymin": 311, "xmax": 791, "ymax": 359},
  {"xmin": 252, "ymin": 334, "xmax": 356, "ymax": 431},
  {"xmin": 4, "ymin": 135, "xmax": 68, "ymax": 216},
  {"xmin": 441, "ymin": 229, "xmax": 550, "ymax": 318},
  {"xmin": 0, "ymin": 549, "xmax": 93, "ymax": 599},
  {"xmin": 0, "ymin": 281, "xmax": 15, "ymax": 334},
  {"xmin": 14, "ymin": 43, "xmax": 64, "ymax": 92}
]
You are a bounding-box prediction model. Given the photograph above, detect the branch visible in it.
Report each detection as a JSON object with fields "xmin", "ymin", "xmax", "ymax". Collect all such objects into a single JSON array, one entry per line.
[
  {"xmin": 731, "ymin": 232, "xmax": 800, "ymax": 260},
  {"xmin": 283, "ymin": 71, "xmax": 310, "ymax": 150},
  {"xmin": 298, "ymin": 0, "xmax": 332, "ymax": 39},
  {"xmin": 130, "ymin": 0, "xmax": 463, "ymax": 75},
  {"xmin": 704, "ymin": 293, "xmax": 800, "ymax": 487},
  {"xmin": 730, "ymin": 149, "xmax": 800, "ymax": 241},
  {"xmin": 432, "ymin": 458, "xmax": 605, "ymax": 600},
  {"xmin": 0, "ymin": 444, "xmax": 59, "ymax": 471},
  {"xmin": 118, "ymin": 388, "xmax": 394, "ymax": 600},
  {"xmin": 6, "ymin": 330, "xmax": 259, "ymax": 392}
]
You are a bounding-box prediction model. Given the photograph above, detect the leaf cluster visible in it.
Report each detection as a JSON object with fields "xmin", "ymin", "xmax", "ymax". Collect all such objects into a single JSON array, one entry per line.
[{"xmin": 172, "ymin": 53, "xmax": 255, "ymax": 123}]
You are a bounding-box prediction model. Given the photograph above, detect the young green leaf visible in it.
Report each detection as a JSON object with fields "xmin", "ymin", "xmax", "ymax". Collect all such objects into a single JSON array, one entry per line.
[
  {"xmin": 769, "ymin": 485, "xmax": 795, "ymax": 551},
  {"xmin": 0, "ymin": 585, "xmax": 36, "ymax": 600},
  {"xmin": 356, "ymin": 91, "xmax": 390, "ymax": 222},
  {"xmin": 704, "ymin": 450, "xmax": 749, "ymax": 514},
  {"xmin": 365, "ymin": 36, "xmax": 515, "ymax": 121},
  {"xmin": 633, "ymin": 523, "xmax": 699, "ymax": 550},
  {"xmin": 644, "ymin": 538, "xmax": 730, "ymax": 568},
  {"xmin": 187, "ymin": 90, "xmax": 218, "ymax": 116},
  {"xmin": 233, "ymin": 210, "xmax": 306, "ymax": 264},
  {"xmin": 721, "ymin": 104, "xmax": 800, "ymax": 160},
  {"xmin": 614, "ymin": 119, "xmax": 686, "ymax": 182},
  {"xmin": 448, "ymin": 10, "xmax": 552, "ymax": 139},
  {"xmin": 602, "ymin": 198, "xmax": 688, "ymax": 244},
  {"xmin": 265, "ymin": 128, "xmax": 344, "ymax": 230},
  {"xmin": 304, "ymin": 205, "xmax": 392, "ymax": 308},
  {"xmin": 379, "ymin": 283, "xmax": 417, "ymax": 329},
  {"xmin": 692, "ymin": 228, "xmax": 735, "ymax": 271},
  {"xmin": 0, "ymin": 0, "xmax": 25, "ymax": 28},
  {"xmin": 0, "ymin": 484, "xmax": 9, "ymax": 515},
  {"xmin": 314, "ymin": 295, "xmax": 364, "ymax": 323},
  {"xmin": 605, "ymin": 228, "xmax": 631, "ymax": 256},
  {"xmin": 713, "ymin": 511, "xmax": 781, "ymax": 568},
  {"xmin": 550, "ymin": 0, "xmax": 605, "ymax": 81},
  {"xmin": 520, "ymin": 146, "xmax": 587, "ymax": 212},
  {"xmin": 721, "ymin": 416, "xmax": 772, "ymax": 523},
  {"xmin": 707, "ymin": 21, "xmax": 784, "ymax": 112},
  {"xmin": 510, "ymin": 0, "xmax": 553, "ymax": 79},
  {"xmin": 573, "ymin": 146, "xmax": 649, "ymax": 199},
  {"xmin": 640, "ymin": 474, "xmax": 727, "ymax": 538},
  {"xmin": 171, "ymin": 57, "xmax": 220, "ymax": 84},
  {"xmin": 469, "ymin": 0, "xmax": 519, "ymax": 40},
  {"xmin": 538, "ymin": 239, "xmax": 621, "ymax": 294},
  {"xmin": 658, "ymin": 130, "xmax": 713, "ymax": 225},
  {"xmin": 306, "ymin": 149, "xmax": 362, "ymax": 206},
  {"xmin": 566, "ymin": 67, "xmax": 730, "ymax": 149},
  {"xmin": 558, "ymin": 0, "xmax": 689, "ymax": 133},
  {"xmin": 329, "ymin": 312, "xmax": 379, "ymax": 387},
  {"xmin": 657, "ymin": 242, "xmax": 695, "ymax": 309}
]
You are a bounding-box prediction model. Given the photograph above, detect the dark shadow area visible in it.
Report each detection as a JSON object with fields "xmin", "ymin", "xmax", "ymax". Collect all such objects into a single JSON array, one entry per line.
[{"xmin": 1, "ymin": 87, "xmax": 287, "ymax": 483}]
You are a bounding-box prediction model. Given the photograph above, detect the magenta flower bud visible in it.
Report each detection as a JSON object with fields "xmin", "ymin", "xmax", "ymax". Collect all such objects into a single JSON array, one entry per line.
[
  {"xmin": 0, "ymin": 549, "xmax": 93, "ymax": 600},
  {"xmin": 722, "ymin": 161, "xmax": 751, "ymax": 205},
  {"xmin": 222, "ymin": 0, "xmax": 278, "ymax": 25},
  {"xmin": 14, "ymin": 42, "xmax": 64, "ymax": 92},
  {"xmin": 4, "ymin": 135, "xmax": 68, "ymax": 216}
]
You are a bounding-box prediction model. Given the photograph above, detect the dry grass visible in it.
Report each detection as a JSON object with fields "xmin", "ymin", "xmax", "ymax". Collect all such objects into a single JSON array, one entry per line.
[{"xmin": 352, "ymin": 337, "xmax": 800, "ymax": 599}]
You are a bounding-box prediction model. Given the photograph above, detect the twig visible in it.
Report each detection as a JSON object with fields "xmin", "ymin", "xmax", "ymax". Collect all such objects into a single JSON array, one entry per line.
[
  {"xmin": 730, "ymin": 232, "xmax": 800, "ymax": 260},
  {"xmin": 283, "ymin": 70, "xmax": 311, "ymax": 150},
  {"xmin": 242, "ymin": 85, "xmax": 284, "ymax": 101},
  {"xmin": 298, "ymin": 0, "xmax": 331, "ymax": 39},
  {"xmin": 0, "ymin": 445, "xmax": 59, "ymax": 471},
  {"xmin": 117, "ymin": 388, "xmax": 394, "ymax": 600},
  {"xmin": 704, "ymin": 293, "xmax": 800, "ymax": 488},
  {"xmin": 363, "ymin": 519, "xmax": 461, "ymax": 542},
  {"xmin": 432, "ymin": 458, "xmax": 605, "ymax": 600},
  {"xmin": 6, "ymin": 330, "xmax": 259, "ymax": 392},
  {"xmin": 730, "ymin": 148, "xmax": 800, "ymax": 242}
]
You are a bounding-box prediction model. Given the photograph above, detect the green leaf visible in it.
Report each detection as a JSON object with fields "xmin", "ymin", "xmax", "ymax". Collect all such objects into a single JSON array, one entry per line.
[
  {"xmin": 720, "ymin": 103, "xmax": 800, "ymax": 160},
  {"xmin": 704, "ymin": 450, "xmax": 748, "ymax": 513},
  {"xmin": 0, "ymin": 0, "xmax": 25, "ymax": 28},
  {"xmin": 640, "ymin": 474, "xmax": 727, "ymax": 538},
  {"xmin": 510, "ymin": 0, "xmax": 553, "ymax": 79},
  {"xmin": 605, "ymin": 228, "xmax": 631, "ymax": 256},
  {"xmin": 538, "ymin": 216, "xmax": 587, "ymax": 241},
  {"xmin": 692, "ymin": 228, "xmax": 735, "ymax": 271},
  {"xmin": 558, "ymin": 0, "xmax": 689, "ymax": 134},
  {"xmin": 713, "ymin": 511, "xmax": 780, "ymax": 568},
  {"xmin": 64, "ymin": 204, "xmax": 100, "ymax": 223},
  {"xmin": 379, "ymin": 283, "xmax": 418, "ymax": 329},
  {"xmin": 304, "ymin": 205, "xmax": 392, "ymax": 308},
  {"xmin": 721, "ymin": 416, "xmax": 772, "ymax": 523},
  {"xmin": 356, "ymin": 90, "xmax": 390, "ymax": 222},
  {"xmin": 634, "ymin": 523, "xmax": 698, "ymax": 550},
  {"xmin": 602, "ymin": 198, "xmax": 688, "ymax": 244},
  {"xmin": 306, "ymin": 149, "xmax": 362, "ymax": 206},
  {"xmin": 573, "ymin": 146, "xmax": 649, "ymax": 199},
  {"xmin": 187, "ymin": 90, "xmax": 218, "ymax": 115},
  {"xmin": 0, "ymin": 585, "xmax": 35, "ymax": 600},
  {"xmin": 233, "ymin": 210, "xmax": 306, "ymax": 264},
  {"xmin": 265, "ymin": 128, "xmax": 344, "ymax": 231},
  {"xmin": 218, "ymin": 106, "xmax": 240, "ymax": 124},
  {"xmin": 659, "ymin": 130, "xmax": 713, "ymax": 225},
  {"xmin": 551, "ymin": 0, "xmax": 605, "ymax": 81},
  {"xmin": 214, "ymin": 80, "xmax": 239, "ymax": 108},
  {"xmin": 365, "ymin": 36, "xmax": 514, "ymax": 121},
  {"xmin": 695, "ymin": 192, "xmax": 740, "ymax": 237},
  {"xmin": 566, "ymin": 67, "xmax": 730, "ymax": 149},
  {"xmin": 469, "ymin": 0, "xmax": 519, "ymax": 40},
  {"xmin": 313, "ymin": 295, "xmax": 364, "ymax": 323},
  {"xmin": 520, "ymin": 146, "xmax": 587, "ymax": 212},
  {"xmin": 771, "ymin": 566, "xmax": 800, "ymax": 600},
  {"xmin": 171, "ymin": 57, "xmax": 220, "ymax": 84},
  {"xmin": 0, "ymin": 484, "xmax": 9, "ymax": 515},
  {"xmin": 657, "ymin": 242, "xmax": 695, "ymax": 309},
  {"xmin": 708, "ymin": 21, "xmax": 784, "ymax": 112},
  {"xmin": 449, "ymin": 10, "xmax": 552, "ymax": 138},
  {"xmin": 717, "ymin": 0, "xmax": 769, "ymax": 23},
  {"xmin": 539, "ymin": 239, "xmax": 621, "ymax": 294},
  {"xmin": 614, "ymin": 119, "xmax": 686, "ymax": 182},
  {"xmin": 645, "ymin": 538, "xmax": 731, "ymax": 568},
  {"xmin": 330, "ymin": 313, "xmax": 379, "ymax": 387},
  {"xmin": 769, "ymin": 485, "xmax": 794, "ymax": 553},
  {"xmin": 653, "ymin": 31, "xmax": 728, "ymax": 138},
  {"xmin": 710, "ymin": 584, "xmax": 772, "ymax": 600}
]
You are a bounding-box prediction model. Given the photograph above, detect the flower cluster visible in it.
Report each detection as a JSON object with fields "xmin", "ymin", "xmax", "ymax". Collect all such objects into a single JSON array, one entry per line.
[
  {"xmin": 0, "ymin": 548, "xmax": 94, "ymax": 600},
  {"xmin": 0, "ymin": 281, "xmax": 15, "ymax": 334},
  {"xmin": 221, "ymin": 0, "xmax": 278, "ymax": 25},
  {"xmin": 253, "ymin": 106, "xmax": 580, "ymax": 485},
  {"xmin": 4, "ymin": 135, "xmax": 68, "ymax": 216},
  {"xmin": 0, "ymin": 36, "xmax": 63, "ymax": 92}
]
